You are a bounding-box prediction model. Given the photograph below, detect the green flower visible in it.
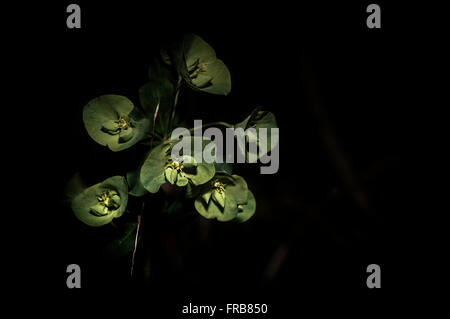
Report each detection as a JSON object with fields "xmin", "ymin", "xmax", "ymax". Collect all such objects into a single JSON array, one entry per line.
[
  {"xmin": 162, "ymin": 34, "xmax": 231, "ymax": 95},
  {"xmin": 194, "ymin": 174, "xmax": 256, "ymax": 222},
  {"xmin": 70, "ymin": 176, "xmax": 128, "ymax": 227},
  {"xmin": 140, "ymin": 138, "xmax": 216, "ymax": 193},
  {"xmin": 83, "ymin": 95, "xmax": 150, "ymax": 151},
  {"xmin": 234, "ymin": 107, "xmax": 278, "ymax": 160},
  {"xmin": 164, "ymin": 155, "xmax": 196, "ymax": 187}
]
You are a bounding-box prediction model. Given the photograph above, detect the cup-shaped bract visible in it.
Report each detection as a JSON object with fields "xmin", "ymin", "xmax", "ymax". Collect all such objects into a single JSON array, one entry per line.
[
  {"xmin": 162, "ymin": 34, "xmax": 231, "ymax": 95},
  {"xmin": 140, "ymin": 137, "xmax": 216, "ymax": 193},
  {"xmin": 234, "ymin": 108, "xmax": 278, "ymax": 161},
  {"xmin": 71, "ymin": 176, "xmax": 128, "ymax": 227},
  {"xmin": 83, "ymin": 95, "xmax": 150, "ymax": 151},
  {"xmin": 194, "ymin": 174, "xmax": 255, "ymax": 222}
]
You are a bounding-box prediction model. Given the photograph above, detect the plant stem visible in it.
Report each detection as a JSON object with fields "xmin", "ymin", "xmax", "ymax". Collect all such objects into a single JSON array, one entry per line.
[
  {"xmin": 130, "ymin": 203, "xmax": 144, "ymax": 278},
  {"xmin": 150, "ymin": 98, "xmax": 161, "ymax": 148}
]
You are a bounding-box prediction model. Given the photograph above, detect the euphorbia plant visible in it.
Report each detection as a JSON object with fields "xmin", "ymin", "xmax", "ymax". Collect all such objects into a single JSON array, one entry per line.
[{"xmin": 66, "ymin": 33, "xmax": 278, "ymax": 272}]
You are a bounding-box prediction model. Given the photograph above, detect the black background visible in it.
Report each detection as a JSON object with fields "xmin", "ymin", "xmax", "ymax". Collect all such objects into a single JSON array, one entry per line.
[{"xmin": 8, "ymin": 0, "xmax": 429, "ymax": 316}]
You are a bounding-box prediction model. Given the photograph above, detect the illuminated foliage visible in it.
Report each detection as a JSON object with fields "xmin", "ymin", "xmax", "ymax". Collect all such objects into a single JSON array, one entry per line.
[{"xmin": 67, "ymin": 33, "xmax": 277, "ymax": 262}]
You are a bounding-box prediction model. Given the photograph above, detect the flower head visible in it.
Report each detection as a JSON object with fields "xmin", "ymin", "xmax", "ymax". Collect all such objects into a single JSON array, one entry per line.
[
  {"xmin": 83, "ymin": 95, "xmax": 150, "ymax": 151},
  {"xmin": 194, "ymin": 174, "xmax": 256, "ymax": 222},
  {"xmin": 140, "ymin": 138, "xmax": 216, "ymax": 193},
  {"xmin": 70, "ymin": 176, "xmax": 128, "ymax": 227},
  {"xmin": 161, "ymin": 34, "xmax": 231, "ymax": 95}
]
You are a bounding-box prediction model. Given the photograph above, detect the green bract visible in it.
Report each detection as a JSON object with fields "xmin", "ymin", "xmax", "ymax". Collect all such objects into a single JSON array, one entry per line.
[
  {"xmin": 234, "ymin": 190, "xmax": 257, "ymax": 223},
  {"xmin": 83, "ymin": 95, "xmax": 150, "ymax": 151},
  {"xmin": 71, "ymin": 176, "xmax": 128, "ymax": 227},
  {"xmin": 194, "ymin": 174, "xmax": 255, "ymax": 222},
  {"xmin": 140, "ymin": 143, "xmax": 170, "ymax": 193},
  {"xmin": 164, "ymin": 34, "xmax": 231, "ymax": 95},
  {"xmin": 140, "ymin": 137, "xmax": 216, "ymax": 193},
  {"xmin": 126, "ymin": 167, "xmax": 148, "ymax": 197},
  {"xmin": 234, "ymin": 107, "xmax": 278, "ymax": 160}
]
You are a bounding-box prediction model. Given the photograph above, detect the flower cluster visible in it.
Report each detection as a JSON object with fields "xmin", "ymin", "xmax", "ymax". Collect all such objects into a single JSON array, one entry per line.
[{"xmin": 68, "ymin": 33, "xmax": 276, "ymax": 228}]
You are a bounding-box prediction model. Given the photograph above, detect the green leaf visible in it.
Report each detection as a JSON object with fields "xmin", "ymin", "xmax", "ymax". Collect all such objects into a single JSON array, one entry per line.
[
  {"xmin": 176, "ymin": 175, "xmax": 189, "ymax": 187},
  {"xmin": 234, "ymin": 190, "xmax": 256, "ymax": 223},
  {"xmin": 194, "ymin": 194, "xmax": 239, "ymax": 222},
  {"xmin": 202, "ymin": 190, "xmax": 212, "ymax": 203},
  {"xmin": 212, "ymin": 189, "xmax": 225, "ymax": 208},
  {"xmin": 71, "ymin": 176, "xmax": 128, "ymax": 227},
  {"xmin": 184, "ymin": 162, "xmax": 215, "ymax": 186},
  {"xmin": 105, "ymin": 222, "xmax": 137, "ymax": 258},
  {"xmin": 185, "ymin": 182, "xmax": 209, "ymax": 199},
  {"xmin": 180, "ymin": 34, "xmax": 231, "ymax": 95},
  {"xmin": 126, "ymin": 169, "xmax": 148, "ymax": 197},
  {"xmin": 83, "ymin": 95, "xmax": 150, "ymax": 152},
  {"xmin": 140, "ymin": 143, "xmax": 170, "ymax": 193},
  {"xmin": 165, "ymin": 167, "xmax": 178, "ymax": 184},
  {"xmin": 213, "ymin": 161, "xmax": 232, "ymax": 175},
  {"xmin": 234, "ymin": 108, "xmax": 278, "ymax": 160},
  {"xmin": 222, "ymin": 174, "xmax": 249, "ymax": 205},
  {"xmin": 196, "ymin": 59, "xmax": 231, "ymax": 95},
  {"xmin": 184, "ymin": 33, "xmax": 217, "ymax": 67}
]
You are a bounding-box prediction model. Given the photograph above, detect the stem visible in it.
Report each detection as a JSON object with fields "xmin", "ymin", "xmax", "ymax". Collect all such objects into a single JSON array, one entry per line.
[
  {"xmin": 130, "ymin": 202, "xmax": 144, "ymax": 277},
  {"xmin": 148, "ymin": 97, "xmax": 162, "ymax": 148}
]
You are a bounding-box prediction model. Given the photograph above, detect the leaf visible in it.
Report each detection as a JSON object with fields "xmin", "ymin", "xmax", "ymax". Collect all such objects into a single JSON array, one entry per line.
[
  {"xmin": 165, "ymin": 167, "xmax": 178, "ymax": 184},
  {"xmin": 234, "ymin": 190, "xmax": 256, "ymax": 223},
  {"xmin": 213, "ymin": 161, "xmax": 233, "ymax": 175},
  {"xmin": 185, "ymin": 182, "xmax": 209, "ymax": 199},
  {"xmin": 140, "ymin": 143, "xmax": 170, "ymax": 193},
  {"xmin": 194, "ymin": 192, "xmax": 239, "ymax": 222},
  {"xmin": 222, "ymin": 174, "xmax": 249, "ymax": 205},
  {"xmin": 202, "ymin": 190, "xmax": 212, "ymax": 203},
  {"xmin": 71, "ymin": 176, "xmax": 128, "ymax": 227},
  {"xmin": 234, "ymin": 108, "xmax": 278, "ymax": 160},
  {"xmin": 212, "ymin": 190, "xmax": 225, "ymax": 208},
  {"xmin": 126, "ymin": 169, "xmax": 148, "ymax": 197},
  {"xmin": 105, "ymin": 222, "xmax": 137, "ymax": 258},
  {"xmin": 183, "ymin": 33, "xmax": 217, "ymax": 67},
  {"xmin": 197, "ymin": 59, "xmax": 231, "ymax": 95},
  {"xmin": 83, "ymin": 95, "xmax": 150, "ymax": 152},
  {"xmin": 184, "ymin": 162, "xmax": 215, "ymax": 186},
  {"xmin": 176, "ymin": 175, "xmax": 189, "ymax": 187},
  {"xmin": 178, "ymin": 34, "xmax": 231, "ymax": 95}
]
